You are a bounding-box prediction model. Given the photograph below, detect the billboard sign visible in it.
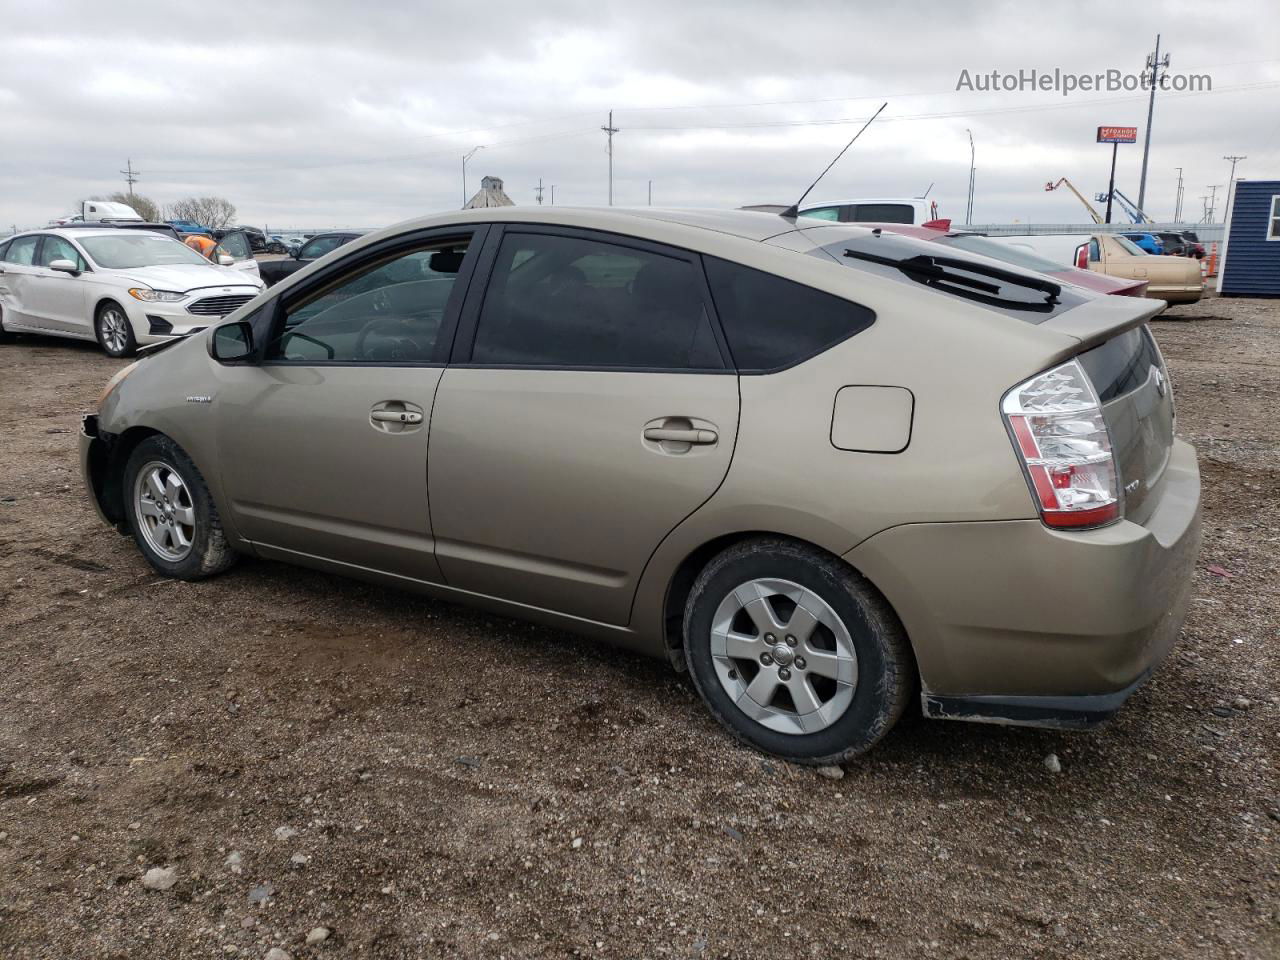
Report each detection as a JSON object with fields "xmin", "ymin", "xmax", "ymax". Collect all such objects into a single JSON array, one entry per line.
[{"xmin": 1097, "ymin": 126, "xmax": 1138, "ymax": 143}]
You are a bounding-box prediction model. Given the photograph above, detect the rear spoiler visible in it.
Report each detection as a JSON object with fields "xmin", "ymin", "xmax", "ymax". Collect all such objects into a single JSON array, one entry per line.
[{"xmin": 1041, "ymin": 291, "xmax": 1164, "ymax": 354}]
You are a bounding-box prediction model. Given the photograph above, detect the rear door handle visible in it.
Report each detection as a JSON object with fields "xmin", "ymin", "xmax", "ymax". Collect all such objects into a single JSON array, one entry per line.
[
  {"xmin": 372, "ymin": 409, "xmax": 422, "ymax": 424},
  {"xmin": 643, "ymin": 427, "xmax": 717, "ymax": 444}
]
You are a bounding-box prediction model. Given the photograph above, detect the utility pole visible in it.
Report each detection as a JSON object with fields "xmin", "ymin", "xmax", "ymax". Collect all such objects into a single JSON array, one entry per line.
[
  {"xmin": 1136, "ymin": 34, "xmax": 1169, "ymax": 214},
  {"xmin": 461, "ymin": 146, "xmax": 483, "ymax": 208},
  {"xmin": 601, "ymin": 110, "xmax": 619, "ymax": 206},
  {"xmin": 1206, "ymin": 184, "xmax": 1222, "ymax": 223},
  {"xmin": 550, "ymin": 185, "xmax": 556, "ymax": 206},
  {"xmin": 965, "ymin": 129, "xmax": 976, "ymax": 226},
  {"xmin": 120, "ymin": 158, "xmax": 140, "ymax": 197},
  {"xmin": 1174, "ymin": 167, "xmax": 1184, "ymax": 221},
  {"xmin": 647, "ymin": 180, "xmax": 652, "ymax": 206},
  {"xmin": 535, "ymin": 179, "xmax": 544, "ymax": 205},
  {"xmin": 1223, "ymin": 155, "xmax": 1246, "ymax": 222},
  {"xmin": 1198, "ymin": 195, "xmax": 1210, "ymax": 223}
]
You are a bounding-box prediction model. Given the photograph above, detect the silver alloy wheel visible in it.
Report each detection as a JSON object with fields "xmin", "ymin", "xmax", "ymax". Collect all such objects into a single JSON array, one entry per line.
[
  {"xmin": 133, "ymin": 461, "xmax": 196, "ymax": 562},
  {"xmin": 710, "ymin": 578, "xmax": 858, "ymax": 735},
  {"xmin": 99, "ymin": 307, "xmax": 130, "ymax": 355}
]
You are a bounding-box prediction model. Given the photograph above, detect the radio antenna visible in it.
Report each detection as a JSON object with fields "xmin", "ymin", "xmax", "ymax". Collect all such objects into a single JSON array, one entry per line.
[{"xmin": 780, "ymin": 102, "xmax": 887, "ymax": 219}]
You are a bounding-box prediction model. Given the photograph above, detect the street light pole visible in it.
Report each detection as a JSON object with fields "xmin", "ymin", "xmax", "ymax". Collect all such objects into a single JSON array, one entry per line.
[
  {"xmin": 1174, "ymin": 166, "xmax": 1184, "ymax": 222},
  {"xmin": 461, "ymin": 146, "xmax": 483, "ymax": 208},
  {"xmin": 965, "ymin": 129, "xmax": 975, "ymax": 226}
]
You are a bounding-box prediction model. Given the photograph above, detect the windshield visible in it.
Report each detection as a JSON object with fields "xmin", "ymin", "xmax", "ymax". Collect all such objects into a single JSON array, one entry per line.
[
  {"xmin": 80, "ymin": 233, "xmax": 210, "ymax": 269},
  {"xmin": 1112, "ymin": 235, "xmax": 1147, "ymax": 256},
  {"xmin": 936, "ymin": 234, "xmax": 1066, "ymax": 274}
]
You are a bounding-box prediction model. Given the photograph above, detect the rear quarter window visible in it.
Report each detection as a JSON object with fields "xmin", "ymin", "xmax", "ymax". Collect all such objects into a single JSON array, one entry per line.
[{"xmin": 703, "ymin": 257, "xmax": 875, "ymax": 372}]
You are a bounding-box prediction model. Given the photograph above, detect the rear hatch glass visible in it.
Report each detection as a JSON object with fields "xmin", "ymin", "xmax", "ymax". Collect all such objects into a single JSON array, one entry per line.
[
  {"xmin": 802, "ymin": 228, "xmax": 1090, "ymax": 323},
  {"xmin": 1077, "ymin": 324, "xmax": 1173, "ymax": 524}
]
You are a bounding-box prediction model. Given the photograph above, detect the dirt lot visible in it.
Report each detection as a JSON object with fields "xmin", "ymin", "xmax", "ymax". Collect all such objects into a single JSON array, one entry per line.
[{"xmin": 0, "ymin": 295, "xmax": 1277, "ymax": 960}]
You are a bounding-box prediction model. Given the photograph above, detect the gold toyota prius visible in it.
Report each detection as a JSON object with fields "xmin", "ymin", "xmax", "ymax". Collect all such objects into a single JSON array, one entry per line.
[{"xmin": 80, "ymin": 207, "xmax": 1202, "ymax": 762}]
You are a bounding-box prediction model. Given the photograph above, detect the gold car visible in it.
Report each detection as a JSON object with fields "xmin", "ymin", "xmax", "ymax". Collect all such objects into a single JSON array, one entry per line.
[
  {"xmin": 80, "ymin": 208, "xmax": 1201, "ymax": 762},
  {"xmin": 1085, "ymin": 233, "xmax": 1204, "ymax": 303}
]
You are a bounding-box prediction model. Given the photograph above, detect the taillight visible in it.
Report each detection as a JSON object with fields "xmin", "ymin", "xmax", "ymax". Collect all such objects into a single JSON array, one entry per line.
[
  {"xmin": 1074, "ymin": 244, "xmax": 1089, "ymax": 270},
  {"xmin": 1001, "ymin": 359, "xmax": 1120, "ymax": 529}
]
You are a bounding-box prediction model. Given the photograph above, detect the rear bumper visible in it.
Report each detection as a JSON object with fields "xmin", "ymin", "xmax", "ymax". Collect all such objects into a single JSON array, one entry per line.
[
  {"xmin": 845, "ymin": 438, "xmax": 1201, "ymax": 728},
  {"xmin": 1147, "ymin": 283, "xmax": 1203, "ymax": 304}
]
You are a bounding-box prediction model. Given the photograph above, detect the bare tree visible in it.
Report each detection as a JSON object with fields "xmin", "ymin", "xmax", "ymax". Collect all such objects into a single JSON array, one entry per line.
[{"xmin": 165, "ymin": 197, "xmax": 237, "ymax": 230}]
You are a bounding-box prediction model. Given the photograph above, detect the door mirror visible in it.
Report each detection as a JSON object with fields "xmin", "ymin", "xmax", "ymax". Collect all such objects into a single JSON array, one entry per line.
[
  {"xmin": 217, "ymin": 255, "xmax": 235, "ymax": 266},
  {"xmin": 210, "ymin": 321, "xmax": 255, "ymax": 362},
  {"xmin": 49, "ymin": 258, "xmax": 80, "ymax": 275}
]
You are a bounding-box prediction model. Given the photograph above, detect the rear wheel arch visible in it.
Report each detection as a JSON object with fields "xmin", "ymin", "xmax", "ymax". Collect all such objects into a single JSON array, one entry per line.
[{"xmin": 662, "ymin": 531, "xmax": 919, "ymax": 678}]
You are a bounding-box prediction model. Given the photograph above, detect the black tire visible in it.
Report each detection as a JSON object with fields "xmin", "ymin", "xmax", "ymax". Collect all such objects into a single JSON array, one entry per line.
[
  {"xmin": 683, "ymin": 537, "xmax": 915, "ymax": 764},
  {"xmin": 95, "ymin": 300, "xmax": 137, "ymax": 358},
  {"xmin": 122, "ymin": 435, "xmax": 237, "ymax": 580}
]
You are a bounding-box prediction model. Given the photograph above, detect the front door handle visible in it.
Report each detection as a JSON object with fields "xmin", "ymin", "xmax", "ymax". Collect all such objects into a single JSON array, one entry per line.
[
  {"xmin": 643, "ymin": 426, "xmax": 717, "ymax": 444},
  {"xmin": 370, "ymin": 400, "xmax": 425, "ymax": 433}
]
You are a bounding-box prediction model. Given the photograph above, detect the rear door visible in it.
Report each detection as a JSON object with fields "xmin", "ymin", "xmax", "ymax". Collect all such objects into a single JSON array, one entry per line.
[
  {"xmin": 428, "ymin": 226, "xmax": 739, "ymax": 625},
  {"xmin": 214, "ymin": 226, "xmax": 484, "ymax": 582},
  {"xmin": 0, "ymin": 236, "xmax": 44, "ymax": 328}
]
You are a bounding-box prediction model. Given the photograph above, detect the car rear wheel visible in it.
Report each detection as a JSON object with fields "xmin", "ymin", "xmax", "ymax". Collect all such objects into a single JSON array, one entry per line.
[
  {"xmin": 123, "ymin": 435, "xmax": 237, "ymax": 580},
  {"xmin": 95, "ymin": 301, "xmax": 137, "ymax": 358},
  {"xmin": 683, "ymin": 538, "xmax": 915, "ymax": 763}
]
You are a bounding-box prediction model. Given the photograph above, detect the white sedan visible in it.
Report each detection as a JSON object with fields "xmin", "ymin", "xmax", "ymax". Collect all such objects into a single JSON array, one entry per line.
[{"xmin": 0, "ymin": 228, "xmax": 264, "ymax": 357}]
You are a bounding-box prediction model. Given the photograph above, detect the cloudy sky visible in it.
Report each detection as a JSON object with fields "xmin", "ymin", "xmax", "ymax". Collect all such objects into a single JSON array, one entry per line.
[{"xmin": 2, "ymin": 0, "xmax": 1277, "ymax": 232}]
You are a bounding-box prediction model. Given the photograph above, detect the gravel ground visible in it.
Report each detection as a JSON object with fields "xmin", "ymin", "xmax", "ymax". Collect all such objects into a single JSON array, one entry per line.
[{"xmin": 0, "ymin": 295, "xmax": 1276, "ymax": 959}]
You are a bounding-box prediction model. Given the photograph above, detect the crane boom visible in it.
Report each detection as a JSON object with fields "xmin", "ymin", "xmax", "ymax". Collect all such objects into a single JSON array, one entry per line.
[
  {"xmin": 1045, "ymin": 178, "xmax": 1104, "ymax": 224},
  {"xmin": 1109, "ymin": 188, "xmax": 1153, "ymax": 224}
]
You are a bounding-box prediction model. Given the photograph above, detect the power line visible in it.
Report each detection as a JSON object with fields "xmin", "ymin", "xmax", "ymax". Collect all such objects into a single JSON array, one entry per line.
[
  {"xmin": 601, "ymin": 110, "xmax": 619, "ymax": 206},
  {"xmin": 1137, "ymin": 34, "xmax": 1170, "ymax": 212},
  {"xmin": 120, "ymin": 158, "xmax": 140, "ymax": 196}
]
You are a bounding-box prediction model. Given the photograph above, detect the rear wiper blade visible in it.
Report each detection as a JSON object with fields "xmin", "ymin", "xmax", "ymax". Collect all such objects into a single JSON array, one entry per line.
[{"xmin": 844, "ymin": 249, "xmax": 1062, "ymax": 308}]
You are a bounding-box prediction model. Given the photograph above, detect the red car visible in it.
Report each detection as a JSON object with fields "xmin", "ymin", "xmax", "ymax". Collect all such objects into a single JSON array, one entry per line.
[{"xmin": 866, "ymin": 221, "xmax": 1149, "ymax": 298}]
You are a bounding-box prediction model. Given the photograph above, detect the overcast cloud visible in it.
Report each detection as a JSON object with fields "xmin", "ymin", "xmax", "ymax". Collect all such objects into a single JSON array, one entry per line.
[{"xmin": 1, "ymin": 0, "xmax": 1277, "ymax": 231}]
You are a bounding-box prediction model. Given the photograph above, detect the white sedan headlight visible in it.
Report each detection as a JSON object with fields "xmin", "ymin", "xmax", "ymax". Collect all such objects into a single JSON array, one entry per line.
[{"xmin": 128, "ymin": 288, "xmax": 186, "ymax": 302}]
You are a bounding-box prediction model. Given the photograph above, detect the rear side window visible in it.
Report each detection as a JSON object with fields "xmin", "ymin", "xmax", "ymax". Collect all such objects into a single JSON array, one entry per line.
[
  {"xmin": 799, "ymin": 207, "xmax": 841, "ymax": 221},
  {"xmin": 3, "ymin": 236, "xmax": 38, "ymax": 265},
  {"xmin": 703, "ymin": 257, "xmax": 875, "ymax": 372},
  {"xmin": 471, "ymin": 232, "xmax": 722, "ymax": 369},
  {"xmin": 852, "ymin": 204, "xmax": 914, "ymax": 223}
]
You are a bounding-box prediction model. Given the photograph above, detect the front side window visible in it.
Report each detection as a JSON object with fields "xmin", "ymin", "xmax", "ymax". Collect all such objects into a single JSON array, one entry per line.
[
  {"xmin": 37, "ymin": 236, "xmax": 87, "ymax": 271},
  {"xmin": 704, "ymin": 257, "xmax": 875, "ymax": 372},
  {"xmin": 300, "ymin": 235, "xmax": 346, "ymax": 260},
  {"xmin": 217, "ymin": 232, "xmax": 251, "ymax": 260},
  {"xmin": 79, "ymin": 234, "xmax": 209, "ymax": 269},
  {"xmin": 268, "ymin": 239, "xmax": 469, "ymax": 363},
  {"xmin": 470, "ymin": 232, "xmax": 722, "ymax": 369},
  {"xmin": 1269, "ymin": 196, "xmax": 1280, "ymax": 240},
  {"xmin": 3, "ymin": 236, "xmax": 39, "ymax": 265}
]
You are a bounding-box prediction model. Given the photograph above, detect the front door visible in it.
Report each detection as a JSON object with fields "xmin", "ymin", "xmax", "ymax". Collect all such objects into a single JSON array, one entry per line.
[
  {"xmin": 214, "ymin": 228, "xmax": 481, "ymax": 583},
  {"xmin": 429, "ymin": 227, "xmax": 739, "ymax": 626},
  {"xmin": 32, "ymin": 235, "xmax": 90, "ymax": 334}
]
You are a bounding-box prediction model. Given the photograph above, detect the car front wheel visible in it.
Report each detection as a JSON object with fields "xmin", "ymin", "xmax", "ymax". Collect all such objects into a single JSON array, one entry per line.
[
  {"xmin": 683, "ymin": 538, "xmax": 915, "ymax": 763},
  {"xmin": 122, "ymin": 435, "xmax": 238, "ymax": 580},
  {"xmin": 95, "ymin": 301, "xmax": 137, "ymax": 358}
]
